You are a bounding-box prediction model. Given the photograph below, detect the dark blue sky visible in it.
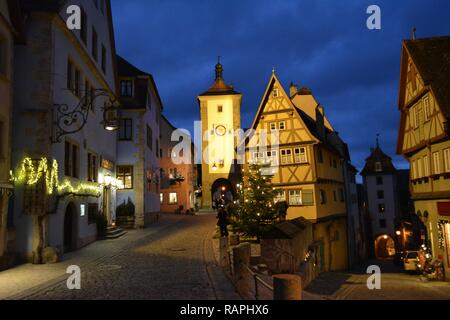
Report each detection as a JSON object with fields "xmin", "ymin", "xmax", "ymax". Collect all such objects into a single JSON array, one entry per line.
[{"xmin": 111, "ymin": 0, "xmax": 450, "ymax": 174}]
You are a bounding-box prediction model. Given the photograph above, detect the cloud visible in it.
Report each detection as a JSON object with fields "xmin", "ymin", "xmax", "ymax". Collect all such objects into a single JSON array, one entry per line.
[{"xmin": 111, "ymin": 0, "xmax": 450, "ymax": 172}]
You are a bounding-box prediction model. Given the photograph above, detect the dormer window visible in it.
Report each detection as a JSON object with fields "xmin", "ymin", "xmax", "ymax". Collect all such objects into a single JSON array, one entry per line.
[
  {"xmin": 120, "ymin": 80, "xmax": 133, "ymax": 97},
  {"xmin": 375, "ymin": 162, "xmax": 382, "ymax": 172},
  {"xmin": 217, "ymin": 105, "xmax": 223, "ymax": 113}
]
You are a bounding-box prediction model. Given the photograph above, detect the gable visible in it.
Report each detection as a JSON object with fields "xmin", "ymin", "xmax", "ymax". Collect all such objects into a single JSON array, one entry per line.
[{"xmin": 249, "ymin": 73, "xmax": 317, "ymax": 147}]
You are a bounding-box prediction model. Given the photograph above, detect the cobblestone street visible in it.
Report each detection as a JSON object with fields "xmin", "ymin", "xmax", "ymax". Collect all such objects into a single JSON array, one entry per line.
[
  {"xmin": 0, "ymin": 213, "xmax": 240, "ymax": 300},
  {"xmin": 305, "ymin": 260, "xmax": 450, "ymax": 300}
]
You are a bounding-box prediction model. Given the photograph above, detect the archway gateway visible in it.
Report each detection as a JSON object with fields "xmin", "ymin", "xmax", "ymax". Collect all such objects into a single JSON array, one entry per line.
[
  {"xmin": 374, "ymin": 234, "xmax": 396, "ymax": 259},
  {"xmin": 211, "ymin": 178, "xmax": 235, "ymax": 208}
]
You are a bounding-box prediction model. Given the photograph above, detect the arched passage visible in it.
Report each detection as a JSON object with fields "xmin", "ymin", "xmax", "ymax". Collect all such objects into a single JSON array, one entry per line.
[
  {"xmin": 211, "ymin": 178, "xmax": 235, "ymax": 207},
  {"xmin": 64, "ymin": 202, "xmax": 78, "ymax": 253},
  {"xmin": 374, "ymin": 234, "xmax": 396, "ymax": 259}
]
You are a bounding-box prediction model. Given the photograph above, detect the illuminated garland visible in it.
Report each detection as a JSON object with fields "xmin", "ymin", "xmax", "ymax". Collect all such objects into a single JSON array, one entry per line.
[{"xmin": 11, "ymin": 157, "xmax": 101, "ymax": 197}]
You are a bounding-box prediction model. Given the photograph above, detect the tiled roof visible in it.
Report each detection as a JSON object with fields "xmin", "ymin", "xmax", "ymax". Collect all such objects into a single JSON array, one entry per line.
[
  {"xmin": 360, "ymin": 146, "xmax": 397, "ymax": 176},
  {"xmin": 405, "ymin": 36, "xmax": 450, "ymax": 118}
]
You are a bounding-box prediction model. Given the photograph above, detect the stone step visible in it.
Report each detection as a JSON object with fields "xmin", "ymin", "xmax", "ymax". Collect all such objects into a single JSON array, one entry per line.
[{"xmin": 101, "ymin": 226, "xmax": 127, "ymax": 240}]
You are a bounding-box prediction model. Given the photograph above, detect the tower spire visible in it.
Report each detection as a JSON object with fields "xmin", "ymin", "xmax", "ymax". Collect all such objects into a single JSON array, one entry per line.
[
  {"xmin": 376, "ymin": 133, "xmax": 380, "ymax": 148},
  {"xmin": 412, "ymin": 27, "xmax": 417, "ymax": 40},
  {"xmin": 215, "ymin": 56, "xmax": 223, "ymax": 80}
]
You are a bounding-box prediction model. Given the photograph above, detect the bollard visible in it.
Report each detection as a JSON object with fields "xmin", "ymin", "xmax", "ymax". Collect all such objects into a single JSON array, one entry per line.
[
  {"xmin": 219, "ymin": 237, "xmax": 230, "ymax": 268},
  {"xmin": 273, "ymin": 274, "xmax": 302, "ymax": 300},
  {"xmin": 232, "ymin": 243, "xmax": 251, "ymax": 297}
]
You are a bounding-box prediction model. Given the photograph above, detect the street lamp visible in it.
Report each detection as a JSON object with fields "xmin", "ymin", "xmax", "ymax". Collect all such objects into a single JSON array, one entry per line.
[{"xmin": 52, "ymin": 89, "xmax": 121, "ymax": 143}]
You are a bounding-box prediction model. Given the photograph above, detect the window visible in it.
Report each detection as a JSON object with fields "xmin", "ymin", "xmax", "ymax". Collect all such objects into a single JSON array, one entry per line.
[
  {"xmin": 302, "ymin": 190, "xmax": 314, "ymax": 206},
  {"xmin": 100, "ymin": 0, "xmax": 105, "ymax": 14},
  {"xmin": 0, "ymin": 36, "xmax": 7, "ymax": 76},
  {"xmin": 117, "ymin": 166, "xmax": 133, "ymax": 189},
  {"xmin": 317, "ymin": 148, "xmax": 323, "ymax": 163},
  {"xmin": 433, "ymin": 152, "xmax": 440, "ymax": 175},
  {"xmin": 274, "ymin": 191, "xmax": 286, "ymax": 203},
  {"xmin": 80, "ymin": 6, "xmax": 87, "ymax": 44},
  {"xmin": 0, "ymin": 121, "xmax": 3, "ymax": 158},
  {"xmin": 156, "ymin": 139, "xmax": 159, "ymax": 157},
  {"xmin": 147, "ymin": 125, "xmax": 153, "ymax": 150},
  {"xmin": 411, "ymin": 160, "xmax": 417, "ymax": 179},
  {"xmin": 379, "ymin": 219, "xmax": 387, "ymax": 228},
  {"xmin": 289, "ymin": 190, "xmax": 301, "ymax": 206},
  {"xmin": 87, "ymin": 152, "xmax": 98, "ymax": 182},
  {"xmin": 92, "ymin": 27, "xmax": 98, "ymax": 61},
  {"xmin": 319, "ymin": 190, "xmax": 327, "ymax": 204},
  {"xmin": 378, "ymin": 204, "xmax": 385, "ymax": 213},
  {"xmin": 294, "ymin": 147, "xmax": 308, "ymax": 163},
  {"xmin": 424, "ymin": 96, "xmax": 430, "ymax": 122},
  {"xmin": 424, "ymin": 155, "xmax": 430, "ymax": 177},
  {"xmin": 217, "ymin": 105, "xmax": 223, "ymax": 113},
  {"xmin": 169, "ymin": 193, "xmax": 178, "ymax": 204},
  {"xmin": 90, "ymin": 85, "xmax": 96, "ymax": 111},
  {"xmin": 444, "ymin": 149, "xmax": 450, "ymax": 173},
  {"xmin": 270, "ymin": 123, "xmax": 277, "ymax": 131},
  {"xmin": 64, "ymin": 141, "xmax": 79, "ymax": 178},
  {"xmin": 280, "ymin": 149, "xmax": 293, "ymax": 164},
  {"xmin": 88, "ymin": 203, "xmax": 98, "ymax": 225},
  {"xmin": 333, "ymin": 159, "xmax": 337, "ymax": 168},
  {"xmin": 101, "ymin": 45, "xmax": 106, "ymax": 73},
  {"xmin": 120, "ymin": 80, "xmax": 133, "ymax": 97},
  {"xmin": 339, "ymin": 188, "xmax": 344, "ymax": 202},
  {"xmin": 377, "ymin": 190, "xmax": 384, "ymax": 200},
  {"xmin": 333, "ymin": 190, "xmax": 337, "ymax": 202},
  {"xmin": 74, "ymin": 67, "xmax": 81, "ymax": 97},
  {"xmin": 279, "ymin": 121, "xmax": 286, "ymax": 130},
  {"xmin": 375, "ymin": 162, "xmax": 382, "ymax": 172},
  {"xmin": 84, "ymin": 80, "xmax": 90, "ymax": 106},
  {"xmin": 119, "ymin": 119, "xmax": 133, "ymax": 141},
  {"xmin": 417, "ymin": 157, "xmax": 423, "ymax": 178},
  {"xmin": 67, "ymin": 59, "xmax": 73, "ymax": 91},
  {"xmin": 273, "ymin": 88, "xmax": 279, "ymax": 98},
  {"xmin": 376, "ymin": 176, "xmax": 383, "ymax": 185},
  {"xmin": 266, "ymin": 150, "xmax": 278, "ymax": 165},
  {"xmin": 160, "ymin": 193, "xmax": 164, "ymax": 204}
]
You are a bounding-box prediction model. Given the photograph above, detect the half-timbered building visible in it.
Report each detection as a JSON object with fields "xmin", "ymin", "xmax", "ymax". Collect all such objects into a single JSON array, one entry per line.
[
  {"xmin": 397, "ymin": 36, "xmax": 450, "ymax": 279},
  {"xmin": 246, "ymin": 72, "xmax": 349, "ymax": 272}
]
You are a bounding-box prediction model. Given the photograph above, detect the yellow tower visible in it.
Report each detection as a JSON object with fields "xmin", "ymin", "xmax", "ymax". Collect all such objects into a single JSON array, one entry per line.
[{"xmin": 198, "ymin": 60, "xmax": 242, "ymax": 209}]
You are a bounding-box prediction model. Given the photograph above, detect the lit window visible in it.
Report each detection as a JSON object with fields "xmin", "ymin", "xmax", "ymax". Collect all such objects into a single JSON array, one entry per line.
[
  {"xmin": 289, "ymin": 190, "xmax": 301, "ymax": 206},
  {"xmin": 417, "ymin": 157, "xmax": 423, "ymax": 178},
  {"xmin": 423, "ymin": 96, "xmax": 430, "ymax": 122},
  {"xmin": 423, "ymin": 155, "xmax": 430, "ymax": 177},
  {"xmin": 444, "ymin": 149, "xmax": 450, "ymax": 173},
  {"xmin": 375, "ymin": 162, "xmax": 382, "ymax": 172},
  {"xmin": 274, "ymin": 191, "xmax": 286, "ymax": 203},
  {"xmin": 379, "ymin": 204, "xmax": 385, "ymax": 213},
  {"xmin": 160, "ymin": 193, "xmax": 164, "ymax": 204},
  {"xmin": 433, "ymin": 152, "xmax": 440, "ymax": 175},
  {"xmin": 117, "ymin": 166, "xmax": 133, "ymax": 189},
  {"xmin": 169, "ymin": 193, "xmax": 178, "ymax": 204}
]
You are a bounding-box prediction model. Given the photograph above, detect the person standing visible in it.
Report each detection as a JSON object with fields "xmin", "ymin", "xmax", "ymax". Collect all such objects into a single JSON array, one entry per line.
[{"xmin": 216, "ymin": 208, "xmax": 229, "ymax": 237}]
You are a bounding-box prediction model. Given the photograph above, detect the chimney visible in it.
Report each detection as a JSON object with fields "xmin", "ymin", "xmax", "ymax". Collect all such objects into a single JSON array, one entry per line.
[
  {"xmin": 290, "ymin": 82, "xmax": 299, "ymax": 97},
  {"xmin": 315, "ymin": 104, "xmax": 326, "ymax": 139}
]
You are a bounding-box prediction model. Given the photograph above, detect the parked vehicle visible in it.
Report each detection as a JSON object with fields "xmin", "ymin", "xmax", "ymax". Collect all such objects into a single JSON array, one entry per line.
[{"xmin": 403, "ymin": 251, "xmax": 420, "ymax": 272}]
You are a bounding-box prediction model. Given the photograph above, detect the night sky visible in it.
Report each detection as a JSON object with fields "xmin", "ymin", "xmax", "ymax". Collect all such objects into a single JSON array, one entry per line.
[{"xmin": 111, "ymin": 0, "xmax": 450, "ymax": 175}]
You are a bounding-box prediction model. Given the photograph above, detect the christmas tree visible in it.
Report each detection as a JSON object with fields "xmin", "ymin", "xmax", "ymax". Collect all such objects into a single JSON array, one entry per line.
[{"xmin": 228, "ymin": 164, "xmax": 287, "ymax": 240}]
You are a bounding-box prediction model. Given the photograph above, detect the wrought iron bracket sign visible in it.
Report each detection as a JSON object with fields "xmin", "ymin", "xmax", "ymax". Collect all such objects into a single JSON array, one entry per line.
[{"xmin": 52, "ymin": 89, "xmax": 121, "ymax": 143}]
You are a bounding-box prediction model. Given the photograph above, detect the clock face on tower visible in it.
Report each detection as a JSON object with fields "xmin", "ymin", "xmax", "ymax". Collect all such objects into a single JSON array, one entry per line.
[{"xmin": 215, "ymin": 125, "xmax": 226, "ymax": 136}]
